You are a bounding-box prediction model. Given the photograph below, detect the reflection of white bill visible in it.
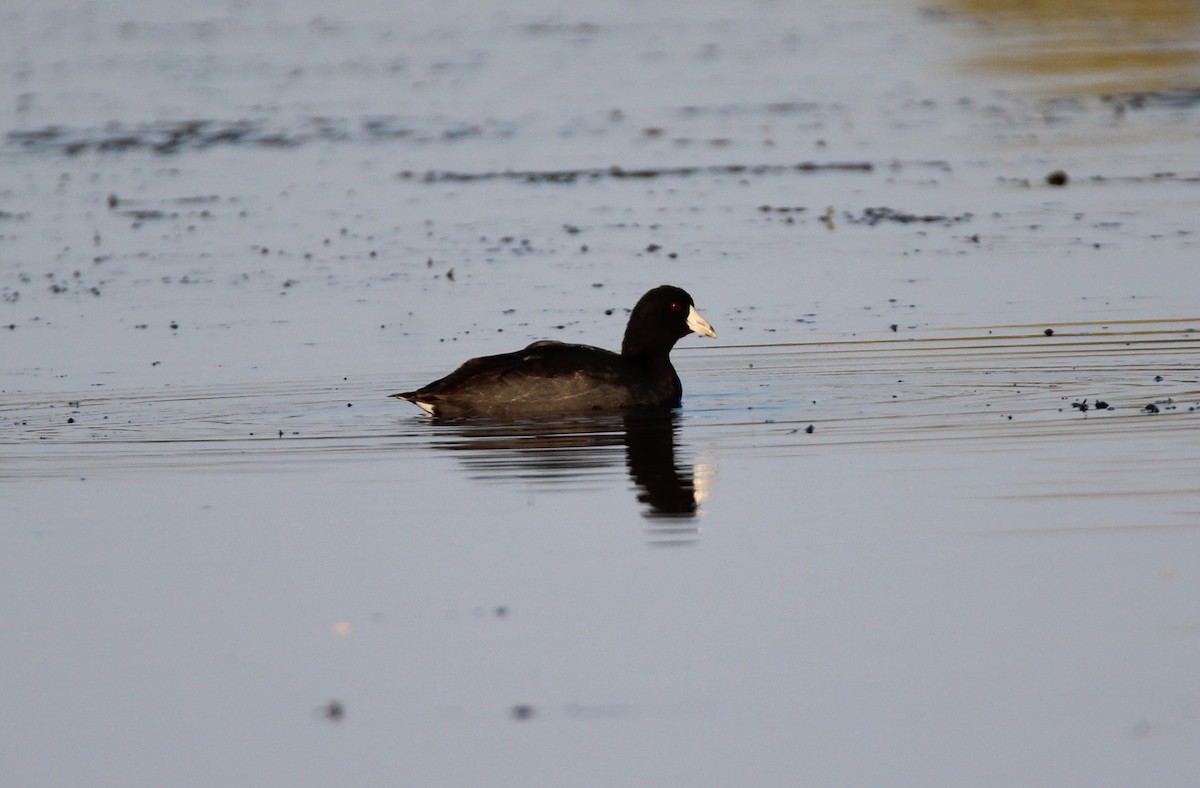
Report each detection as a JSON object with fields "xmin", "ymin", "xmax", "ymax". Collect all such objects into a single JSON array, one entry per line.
[
  {"xmin": 642, "ymin": 458, "xmax": 716, "ymax": 547},
  {"xmin": 692, "ymin": 460, "xmax": 717, "ymax": 508}
]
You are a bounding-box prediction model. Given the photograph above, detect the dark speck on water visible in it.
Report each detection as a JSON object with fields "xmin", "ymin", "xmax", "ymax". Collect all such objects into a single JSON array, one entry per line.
[{"xmin": 323, "ymin": 700, "xmax": 345, "ymax": 722}]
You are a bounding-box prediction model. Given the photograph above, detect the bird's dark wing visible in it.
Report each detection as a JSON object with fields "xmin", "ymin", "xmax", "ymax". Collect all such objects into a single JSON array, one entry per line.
[{"xmin": 393, "ymin": 342, "xmax": 640, "ymax": 416}]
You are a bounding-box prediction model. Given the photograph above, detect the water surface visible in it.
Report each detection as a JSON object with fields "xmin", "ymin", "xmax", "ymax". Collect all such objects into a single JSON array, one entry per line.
[{"xmin": 3, "ymin": 2, "xmax": 1199, "ymax": 786}]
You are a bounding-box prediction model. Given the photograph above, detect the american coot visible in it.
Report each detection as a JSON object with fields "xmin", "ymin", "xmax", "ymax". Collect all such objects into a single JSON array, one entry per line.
[{"xmin": 392, "ymin": 285, "xmax": 717, "ymax": 417}]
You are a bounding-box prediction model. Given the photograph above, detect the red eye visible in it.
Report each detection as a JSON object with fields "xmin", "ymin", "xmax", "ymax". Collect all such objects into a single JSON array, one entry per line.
[{"xmin": 670, "ymin": 302, "xmax": 683, "ymax": 312}]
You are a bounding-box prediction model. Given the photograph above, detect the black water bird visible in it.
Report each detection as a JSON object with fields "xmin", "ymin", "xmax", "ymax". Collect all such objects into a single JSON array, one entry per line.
[{"xmin": 392, "ymin": 285, "xmax": 716, "ymax": 418}]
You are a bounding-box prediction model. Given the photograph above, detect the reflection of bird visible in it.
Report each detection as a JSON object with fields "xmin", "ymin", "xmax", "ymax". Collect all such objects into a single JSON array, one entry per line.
[
  {"xmin": 624, "ymin": 411, "xmax": 700, "ymax": 520},
  {"xmin": 392, "ymin": 286, "xmax": 716, "ymax": 418},
  {"xmin": 419, "ymin": 410, "xmax": 708, "ymax": 524}
]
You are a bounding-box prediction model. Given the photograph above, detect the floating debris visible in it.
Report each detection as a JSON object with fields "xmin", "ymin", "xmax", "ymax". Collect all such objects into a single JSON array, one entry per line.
[
  {"xmin": 410, "ymin": 160, "xmax": 874, "ymax": 184},
  {"xmin": 846, "ymin": 207, "xmax": 972, "ymax": 226},
  {"xmin": 1100, "ymin": 88, "xmax": 1200, "ymax": 110},
  {"xmin": 4, "ymin": 117, "xmax": 515, "ymax": 156}
]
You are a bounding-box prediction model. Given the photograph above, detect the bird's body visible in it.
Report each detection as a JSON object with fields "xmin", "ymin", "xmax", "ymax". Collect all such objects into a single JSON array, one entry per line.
[{"xmin": 392, "ymin": 286, "xmax": 715, "ymax": 418}]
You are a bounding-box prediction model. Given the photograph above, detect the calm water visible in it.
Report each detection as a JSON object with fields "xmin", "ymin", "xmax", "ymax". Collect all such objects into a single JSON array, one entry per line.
[{"xmin": 3, "ymin": 1, "xmax": 1199, "ymax": 785}]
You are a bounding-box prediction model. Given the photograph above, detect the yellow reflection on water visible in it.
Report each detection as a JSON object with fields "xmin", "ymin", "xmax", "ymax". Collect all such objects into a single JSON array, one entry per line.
[{"xmin": 942, "ymin": 0, "xmax": 1200, "ymax": 94}]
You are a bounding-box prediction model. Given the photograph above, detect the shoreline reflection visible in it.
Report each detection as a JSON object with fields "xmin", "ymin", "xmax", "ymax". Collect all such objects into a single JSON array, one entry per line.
[
  {"xmin": 423, "ymin": 410, "xmax": 711, "ymax": 539},
  {"xmin": 939, "ymin": 0, "xmax": 1200, "ymax": 95}
]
